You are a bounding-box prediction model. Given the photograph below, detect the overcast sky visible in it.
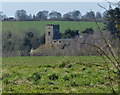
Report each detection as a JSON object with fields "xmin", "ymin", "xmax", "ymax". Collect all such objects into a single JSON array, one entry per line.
[{"xmin": 2, "ymin": 2, "xmax": 111, "ymax": 17}]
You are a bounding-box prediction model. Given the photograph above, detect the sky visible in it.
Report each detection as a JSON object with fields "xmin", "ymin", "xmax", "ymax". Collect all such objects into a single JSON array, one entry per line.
[{"xmin": 2, "ymin": 2, "xmax": 113, "ymax": 17}]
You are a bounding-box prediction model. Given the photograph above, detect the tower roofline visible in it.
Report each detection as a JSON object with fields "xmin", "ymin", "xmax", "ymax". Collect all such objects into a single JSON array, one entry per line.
[{"xmin": 46, "ymin": 24, "xmax": 59, "ymax": 26}]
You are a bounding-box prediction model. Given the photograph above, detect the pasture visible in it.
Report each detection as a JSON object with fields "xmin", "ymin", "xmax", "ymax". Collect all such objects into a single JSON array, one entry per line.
[
  {"xmin": 2, "ymin": 21, "xmax": 104, "ymax": 35},
  {"xmin": 2, "ymin": 56, "xmax": 118, "ymax": 93}
]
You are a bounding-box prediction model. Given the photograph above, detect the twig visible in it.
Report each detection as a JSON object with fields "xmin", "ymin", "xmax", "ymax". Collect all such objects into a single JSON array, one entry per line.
[
  {"xmin": 80, "ymin": 42, "xmax": 119, "ymax": 71},
  {"xmin": 97, "ymin": 51, "xmax": 116, "ymax": 93},
  {"xmin": 91, "ymin": 10, "xmax": 119, "ymax": 66},
  {"xmin": 97, "ymin": 3, "xmax": 108, "ymax": 11}
]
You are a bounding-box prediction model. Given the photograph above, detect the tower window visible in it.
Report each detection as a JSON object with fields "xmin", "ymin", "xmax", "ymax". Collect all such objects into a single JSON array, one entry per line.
[{"xmin": 48, "ymin": 32, "xmax": 50, "ymax": 35}]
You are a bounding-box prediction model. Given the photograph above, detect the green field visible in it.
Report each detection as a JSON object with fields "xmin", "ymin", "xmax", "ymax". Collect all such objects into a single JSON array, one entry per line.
[
  {"xmin": 2, "ymin": 56, "xmax": 118, "ymax": 93},
  {"xmin": 2, "ymin": 21, "xmax": 105, "ymax": 35}
]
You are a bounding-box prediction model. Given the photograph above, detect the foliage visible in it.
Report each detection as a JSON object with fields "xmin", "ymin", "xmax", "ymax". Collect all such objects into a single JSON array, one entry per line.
[
  {"xmin": 59, "ymin": 62, "xmax": 66, "ymax": 68},
  {"xmin": 3, "ymin": 78, "xmax": 10, "ymax": 85},
  {"xmin": 82, "ymin": 11, "xmax": 95, "ymax": 19},
  {"xmin": 70, "ymin": 81, "xmax": 79, "ymax": 87},
  {"xmin": 2, "ymin": 56, "xmax": 119, "ymax": 93},
  {"xmin": 32, "ymin": 30, "xmax": 118, "ymax": 56},
  {"xmin": 2, "ymin": 29, "xmax": 44, "ymax": 57},
  {"xmin": 21, "ymin": 31, "xmax": 41, "ymax": 52},
  {"xmin": 49, "ymin": 11, "xmax": 62, "ymax": 19},
  {"xmin": 63, "ymin": 10, "xmax": 81, "ymax": 20},
  {"xmin": 2, "ymin": 31, "xmax": 16, "ymax": 51},
  {"xmin": 36, "ymin": 10, "xmax": 49, "ymax": 20},
  {"xmin": 61, "ymin": 29, "xmax": 79, "ymax": 38},
  {"xmin": 15, "ymin": 10, "xmax": 28, "ymax": 21},
  {"xmin": 82, "ymin": 27, "xmax": 94, "ymax": 35},
  {"xmin": 48, "ymin": 73, "xmax": 59, "ymax": 81},
  {"xmin": 4, "ymin": 9, "xmax": 103, "ymax": 21},
  {"xmin": 27, "ymin": 72, "xmax": 41, "ymax": 81},
  {"xmin": 63, "ymin": 76, "xmax": 70, "ymax": 81},
  {"xmin": 104, "ymin": 7, "xmax": 120, "ymax": 38},
  {"xmin": 40, "ymin": 34, "xmax": 45, "ymax": 45},
  {"xmin": 87, "ymin": 5, "xmax": 120, "ymax": 93},
  {"xmin": 96, "ymin": 12, "xmax": 102, "ymax": 19},
  {"xmin": 59, "ymin": 60, "xmax": 70, "ymax": 68}
]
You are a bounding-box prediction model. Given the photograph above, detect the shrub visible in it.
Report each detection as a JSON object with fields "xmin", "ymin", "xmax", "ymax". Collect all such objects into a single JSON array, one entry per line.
[
  {"xmin": 61, "ymin": 29, "xmax": 79, "ymax": 38},
  {"xmin": 48, "ymin": 73, "xmax": 59, "ymax": 80},
  {"xmin": 82, "ymin": 27, "xmax": 94, "ymax": 35}
]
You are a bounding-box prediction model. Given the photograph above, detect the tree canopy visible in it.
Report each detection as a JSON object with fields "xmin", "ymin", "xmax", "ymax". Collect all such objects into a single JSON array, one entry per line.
[{"xmin": 105, "ymin": 7, "xmax": 120, "ymax": 38}]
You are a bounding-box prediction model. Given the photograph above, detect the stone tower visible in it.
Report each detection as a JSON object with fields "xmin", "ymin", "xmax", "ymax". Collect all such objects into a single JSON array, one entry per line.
[{"xmin": 45, "ymin": 24, "xmax": 61, "ymax": 44}]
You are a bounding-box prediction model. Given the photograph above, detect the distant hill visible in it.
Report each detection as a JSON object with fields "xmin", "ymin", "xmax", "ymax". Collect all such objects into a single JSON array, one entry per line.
[{"xmin": 2, "ymin": 21, "xmax": 105, "ymax": 35}]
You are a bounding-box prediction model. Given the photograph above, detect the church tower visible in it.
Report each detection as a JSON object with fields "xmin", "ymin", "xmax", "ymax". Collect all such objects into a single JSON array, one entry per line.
[{"xmin": 45, "ymin": 24, "xmax": 61, "ymax": 44}]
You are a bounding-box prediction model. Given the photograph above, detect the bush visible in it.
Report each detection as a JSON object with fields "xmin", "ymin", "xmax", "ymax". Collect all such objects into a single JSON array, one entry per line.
[
  {"xmin": 61, "ymin": 29, "xmax": 79, "ymax": 38},
  {"xmin": 82, "ymin": 27, "xmax": 94, "ymax": 35},
  {"xmin": 2, "ymin": 29, "xmax": 44, "ymax": 57},
  {"xmin": 48, "ymin": 73, "xmax": 59, "ymax": 80}
]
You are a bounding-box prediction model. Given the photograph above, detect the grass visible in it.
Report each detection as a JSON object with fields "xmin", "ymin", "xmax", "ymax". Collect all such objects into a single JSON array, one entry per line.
[
  {"xmin": 0, "ymin": 67, "xmax": 1, "ymax": 94},
  {"xmin": 2, "ymin": 21, "xmax": 105, "ymax": 35},
  {"xmin": 2, "ymin": 56, "xmax": 119, "ymax": 93}
]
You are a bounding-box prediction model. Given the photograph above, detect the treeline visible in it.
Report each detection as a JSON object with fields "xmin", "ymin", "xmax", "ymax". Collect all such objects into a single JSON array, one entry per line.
[
  {"xmin": 2, "ymin": 28, "xmax": 93, "ymax": 57},
  {"xmin": 31, "ymin": 30, "xmax": 119, "ymax": 56},
  {"xmin": 2, "ymin": 29, "xmax": 45, "ymax": 57},
  {"xmin": 1, "ymin": 10, "xmax": 104, "ymax": 21},
  {"xmin": 2, "ymin": 27, "xmax": 119, "ymax": 57},
  {"xmin": 2, "ymin": 6, "xmax": 120, "ymax": 57}
]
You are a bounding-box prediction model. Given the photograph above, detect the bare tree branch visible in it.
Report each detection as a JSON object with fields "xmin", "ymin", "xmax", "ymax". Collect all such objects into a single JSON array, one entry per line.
[
  {"xmin": 90, "ymin": 10, "xmax": 119, "ymax": 66},
  {"xmin": 80, "ymin": 42, "xmax": 119, "ymax": 71}
]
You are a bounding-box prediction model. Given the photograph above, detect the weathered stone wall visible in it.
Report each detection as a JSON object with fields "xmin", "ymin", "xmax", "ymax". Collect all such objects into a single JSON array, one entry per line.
[
  {"xmin": 45, "ymin": 25, "xmax": 54, "ymax": 44},
  {"xmin": 45, "ymin": 24, "xmax": 61, "ymax": 44}
]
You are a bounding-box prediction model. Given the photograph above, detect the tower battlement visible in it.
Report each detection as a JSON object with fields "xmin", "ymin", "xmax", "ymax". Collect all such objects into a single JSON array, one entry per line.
[{"xmin": 45, "ymin": 24, "xmax": 61, "ymax": 44}]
